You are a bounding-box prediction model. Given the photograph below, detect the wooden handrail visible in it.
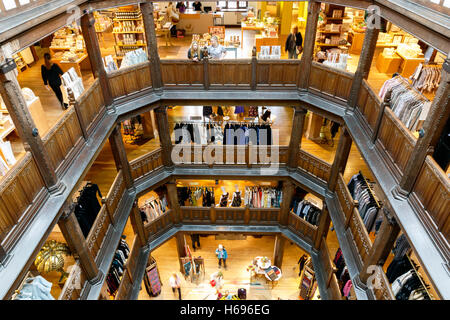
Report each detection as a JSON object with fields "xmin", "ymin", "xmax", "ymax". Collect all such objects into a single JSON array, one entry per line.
[
  {"xmin": 107, "ymin": 61, "xmax": 150, "ymax": 78},
  {"xmin": 311, "ymin": 61, "xmax": 355, "ymax": 79}
]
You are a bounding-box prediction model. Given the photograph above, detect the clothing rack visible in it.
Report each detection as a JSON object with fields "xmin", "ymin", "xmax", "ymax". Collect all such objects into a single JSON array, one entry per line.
[
  {"xmin": 359, "ymin": 171, "xmax": 381, "ymax": 209},
  {"xmin": 406, "ymin": 254, "xmax": 432, "ymax": 300},
  {"xmin": 396, "ymin": 75, "xmax": 430, "ymax": 102}
]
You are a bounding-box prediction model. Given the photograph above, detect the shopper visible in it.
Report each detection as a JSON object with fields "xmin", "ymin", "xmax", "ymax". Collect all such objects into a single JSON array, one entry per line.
[
  {"xmin": 297, "ymin": 254, "xmax": 307, "ymax": 276},
  {"xmin": 187, "ymin": 41, "xmax": 203, "ymax": 61},
  {"xmin": 166, "ymin": 2, "xmax": 179, "ymax": 37},
  {"xmin": 190, "ymin": 233, "xmax": 201, "ymax": 251},
  {"xmin": 41, "ymin": 53, "xmax": 68, "ymax": 110},
  {"xmin": 193, "ymin": 1, "xmax": 202, "ymax": 11},
  {"xmin": 215, "ymin": 244, "xmax": 228, "ymax": 269},
  {"xmin": 285, "ymin": 26, "xmax": 303, "ymax": 59},
  {"xmin": 208, "ymin": 36, "xmax": 226, "ymax": 60},
  {"xmin": 176, "ymin": 1, "xmax": 186, "ymax": 13},
  {"xmin": 169, "ymin": 273, "xmax": 182, "ymax": 300}
]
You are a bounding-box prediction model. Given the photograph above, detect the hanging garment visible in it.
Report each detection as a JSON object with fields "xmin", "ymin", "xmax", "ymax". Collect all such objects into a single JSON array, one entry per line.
[
  {"xmin": 219, "ymin": 192, "xmax": 229, "ymax": 207},
  {"xmin": 248, "ymin": 106, "xmax": 258, "ymax": 117},
  {"xmin": 13, "ymin": 276, "xmax": 55, "ymax": 300},
  {"xmin": 231, "ymin": 191, "xmax": 242, "ymax": 207},
  {"xmin": 234, "ymin": 106, "xmax": 245, "ymax": 114}
]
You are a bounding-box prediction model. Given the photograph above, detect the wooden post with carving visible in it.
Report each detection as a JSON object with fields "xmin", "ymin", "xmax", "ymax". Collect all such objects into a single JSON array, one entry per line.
[{"xmin": 328, "ymin": 127, "xmax": 352, "ymax": 192}]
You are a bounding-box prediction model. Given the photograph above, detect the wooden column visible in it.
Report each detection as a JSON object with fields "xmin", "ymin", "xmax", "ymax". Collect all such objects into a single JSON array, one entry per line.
[
  {"xmin": 251, "ymin": 47, "xmax": 257, "ymax": 90},
  {"xmin": 347, "ymin": 20, "xmax": 380, "ymax": 109},
  {"xmin": 0, "ymin": 59, "xmax": 61, "ymax": 193},
  {"xmin": 279, "ymin": 180, "xmax": 295, "ymax": 226},
  {"xmin": 80, "ymin": 11, "xmax": 113, "ymax": 107},
  {"xmin": 298, "ymin": 0, "xmax": 321, "ymax": 90},
  {"xmin": 142, "ymin": 111, "xmax": 155, "ymax": 140},
  {"xmin": 130, "ymin": 201, "xmax": 148, "ymax": 247},
  {"xmin": 166, "ymin": 180, "xmax": 181, "ymax": 225},
  {"xmin": 175, "ymin": 232, "xmax": 186, "ymax": 273},
  {"xmin": 360, "ymin": 208, "xmax": 400, "ymax": 284},
  {"xmin": 154, "ymin": 106, "xmax": 174, "ymax": 168},
  {"xmin": 140, "ymin": 0, "xmax": 163, "ymax": 91},
  {"xmin": 273, "ymin": 235, "xmax": 286, "ymax": 268},
  {"xmin": 313, "ymin": 204, "xmax": 331, "ymax": 250},
  {"xmin": 58, "ymin": 205, "xmax": 102, "ymax": 284},
  {"xmin": 108, "ymin": 124, "xmax": 134, "ymax": 190},
  {"xmin": 287, "ymin": 107, "xmax": 307, "ymax": 168},
  {"xmin": 394, "ymin": 59, "xmax": 450, "ymax": 198},
  {"xmin": 328, "ymin": 127, "xmax": 352, "ymax": 192}
]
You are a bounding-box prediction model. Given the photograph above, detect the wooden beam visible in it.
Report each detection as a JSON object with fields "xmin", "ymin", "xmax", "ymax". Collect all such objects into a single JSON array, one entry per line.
[
  {"xmin": 298, "ymin": 0, "xmax": 321, "ymax": 90},
  {"xmin": 347, "ymin": 22, "xmax": 380, "ymax": 109},
  {"xmin": 279, "ymin": 180, "xmax": 295, "ymax": 226},
  {"xmin": 108, "ymin": 124, "xmax": 134, "ymax": 190},
  {"xmin": 130, "ymin": 201, "xmax": 148, "ymax": 247},
  {"xmin": 0, "ymin": 61, "xmax": 61, "ymax": 193},
  {"xmin": 166, "ymin": 179, "xmax": 181, "ymax": 225},
  {"xmin": 154, "ymin": 106, "xmax": 174, "ymax": 168},
  {"xmin": 175, "ymin": 232, "xmax": 185, "ymax": 273},
  {"xmin": 140, "ymin": 1, "xmax": 163, "ymax": 91},
  {"xmin": 287, "ymin": 107, "xmax": 307, "ymax": 168},
  {"xmin": 328, "ymin": 127, "xmax": 352, "ymax": 192},
  {"xmin": 80, "ymin": 11, "xmax": 113, "ymax": 107},
  {"xmin": 58, "ymin": 204, "xmax": 102, "ymax": 283},
  {"xmin": 360, "ymin": 208, "xmax": 400, "ymax": 284},
  {"xmin": 394, "ymin": 59, "xmax": 450, "ymax": 198},
  {"xmin": 313, "ymin": 204, "xmax": 332, "ymax": 250},
  {"xmin": 273, "ymin": 234, "xmax": 286, "ymax": 268}
]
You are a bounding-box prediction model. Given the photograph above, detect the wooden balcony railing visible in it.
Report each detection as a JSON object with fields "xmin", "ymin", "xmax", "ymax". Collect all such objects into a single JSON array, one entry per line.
[
  {"xmin": 86, "ymin": 204, "xmax": 112, "ymax": 261},
  {"xmin": 74, "ymin": 79, "xmax": 106, "ymax": 136},
  {"xmin": 58, "ymin": 260, "xmax": 86, "ymax": 300},
  {"xmin": 411, "ymin": 156, "xmax": 450, "ymax": 242},
  {"xmin": 319, "ymin": 240, "xmax": 342, "ymax": 300},
  {"xmin": 248, "ymin": 208, "xmax": 280, "ymax": 224},
  {"xmin": 115, "ymin": 236, "xmax": 140, "ymax": 300},
  {"xmin": 377, "ymin": 107, "xmax": 417, "ymax": 180},
  {"xmin": 180, "ymin": 206, "xmax": 211, "ymax": 223},
  {"xmin": 256, "ymin": 60, "xmax": 300, "ymax": 89},
  {"xmin": 108, "ymin": 62, "xmax": 152, "ymax": 98},
  {"xmin": 161, "ymin": 60, "xmax": 204, "ymax": 88},
  {"xmin": 371, "ymin": 265, "xmax": 396, "ymax": 300},
  {"xmin": 103, "ymin": 170, "xmax": 126, "ymax": 223},
  {"xmin": 356, "ymin": 80, "xmax": 383, "ymax": 134},
  {"xmin": 309, "ymin": 62, "xmax": 354, "ymax": 103},
  {"xmin": 298, "ymin": 149, "xmax": 332, "ymax": 183},
  {"xmin": 287, "ymin": 211, "xmax": 318, "ymax": 244},
  {"xmin": 336, "ymin": 173, "xmax": 355, "ymax": 226},
  {"xmin": 0, "ymin": 152, "xmax": 46, "ymax": 251},
  {"xmin": 129, "ymin": 148, "xmax": 163, "ymax": 182},
  {"xmin": 145, "ymin": 209, "xmax": 175, "ymax": 242},
  {"xmin": 42, "ymin": 107, "xmax": 83, "ymax": 175}
]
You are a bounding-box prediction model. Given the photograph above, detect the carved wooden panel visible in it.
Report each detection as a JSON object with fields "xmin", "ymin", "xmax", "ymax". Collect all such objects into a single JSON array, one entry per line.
[
  {"xmin": 249, "ymin": 208, "xmax": 279, "ymax": 224},
  {"xmin": 161, "ymin": 61, "xmax": 204, "ymax": 87},
  {"xmin": 180, "ymin": 207, "xmax": 211, "ymax": 223},
  {"xmin": 59, "ymin": 261, "xmax": 86, "ymax": 300},
  {"xmin": 106, "ymin": 171, "xmax": 125, "ymax": 218},
  {"xmin": 77, "ymin": 80, "xmax": 105, "ymax": 131},
  {"xmin": 372, "ymin": 265, "xmax": 396, "ymax": 300},
  {"xmin": 257, "ymin": 61, "xmax": 299, "ymax": 88},
  {"xmin": 86, "ymin": 205, "xmax": 111, "ymax": 260},
  {"xmin": 413, "ymin": 156, "xmax": 450, "ymax": 240},
  {"xmin": 126, "ymin": 236, "xmax": 140, "ymax": 282},
  {"xmin": 336, "ymin": 174, "xmax": 354, "ymax": 223},
  {"xmin": 115, "ymin": 271, "xmax": 132, "ymax": 300},
  {"xmin": 130, "ymin": 149, "xmax": 163, "ymax": 181},
  {"xmin": 209, "ymin": 61, "xmax": 251, "ymax": 88},
  {"xmin": 348, "ymin": 208, "xmax": 372, "ymax": 264},
  {"xmin": 215, "ymin": 207, "xmax": 245, "ymax": 224},
  {"xmin": 357, "ymin": 81, "xmax": 382, "ymax": 133},
  {"xmin": 377, "ymin": 108, "xmax": 416, "ymax": 176},
  {"xmin": 298, "ymin": 149, "xmax": 332, "ymax": 182},
  {"xmin": 287, "ymin": 212, "xmax": 318, "ymax": 244},
  {"xmin": 0, "ymin": 153, "xmax": 45, "ymax": 244},
  {"xmin": 309, "ymin": 63, "xmax": 354, "ymax": 101}
]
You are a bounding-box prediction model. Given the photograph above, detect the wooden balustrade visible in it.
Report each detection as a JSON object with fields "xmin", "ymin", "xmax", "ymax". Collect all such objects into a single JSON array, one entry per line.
[
  {"xmin": 115, "ymin": 270, "xmax": 132, "ymax": 300},
  {"xmin": 377, "ymin": 107, "xmax": 417, "ymax": 179},
  {"xmin": 58, "ymin": 260, "xmax": 86, "ymax": 300},
  {"xmin": 248, "ymin": 208, "xmax": 280, "ymax": 224},
  {"xmin": 319, "ymin": 240, "xmax": 342, "ymax": 300},
  {"xmin": 348, "ymin": 207, "xmax": 373, "ymax": 264},
  {"xmin": 108, "ymin": 62, "xmax": 152, "ymax": 98},
  {"xmin": 86, "ymin": 205, "xmax": 111, "ymax": 261},
  {"xmin": 145, "ymin": 209, "xmax": 174, "ymax": 241},
  {"xmin": 208, "ymin": 59, "xmax": 252, "ymax": 89},
  {"xmin": 42, "ymin": 107, "xmax": 83, "ymax": 174},
  {"xmin": 215, "ymin": 207, "xmax": 246, "ymax": 224},
  {"xmin": 76, "ymin": 79, "xmax": 105, "ymax": 134},
  {"xmin": 371, "ymin": 265, "xmax": 396, "ymax": 300},
  {"xmin": 129, "ymin": 149, "xmax": 163, "ymax": 181},
  {"xmin": 336, "ymin": 173, "xmax": 355, "ymax": 226},
  {"xmin": 287, "ymin": 212, "xmax": 318, "ymax": 244},
  {"xmin": 104, "ymin": 170, "xmax": 126, "ymax": 221},
  {"xmin": 125, "ymin": 236, "xmax": 140, "ymax": 284},
  {"xmin": 309, "ymin": 62, "xmax": 354, "ymax": 103},
  {"xmin": 411, "ymin": 156, "xmax": 450, "ymax": 242},
  {"xmin": 160, "ymin": 60, "xmax": 204, "ymax": 88},
  {"xmin": 356, "ymin": 80, "xmax": 383, "ymax": 134},
  {"xmin": 298, "ymin": 149, "xmax": 332, "ymax": 182},
  {"xmin": 0, "ymin": 152, "xmax": 46, "ymax": 250},
  {"xmin": 256, "ymin": 60, "xmax": 300, "ymax": 89},
  {"xmin": 180, "ymin": 207, "xmax": 211, "ymax": 223}
]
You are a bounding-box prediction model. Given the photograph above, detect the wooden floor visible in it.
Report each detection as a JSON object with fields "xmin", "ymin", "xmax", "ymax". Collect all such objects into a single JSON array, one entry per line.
[{"xmin": 137, "ymin": 235, "xmax": 309, "ymax": 300}]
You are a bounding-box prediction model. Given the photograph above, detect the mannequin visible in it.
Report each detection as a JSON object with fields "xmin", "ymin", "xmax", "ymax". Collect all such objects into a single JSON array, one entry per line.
[
  {"xmin": 219, "ymin": 186, "xmax": 228, "ymax": 207},
  {"xmin": 231, "ymin": 184, "xmax": 242, "ymax": 207}
]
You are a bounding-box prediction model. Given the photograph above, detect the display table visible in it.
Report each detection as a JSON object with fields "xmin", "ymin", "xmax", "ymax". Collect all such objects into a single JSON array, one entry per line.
[
  {"xmin": 178, "ymin": 10, "xmax": 214, "ymax": 34},
  {"xmin": 396, "ymin": 51, "xmax": 425, "ymax": 78},
  {"xmin": 255, "ymin": 35, "xmax": 279, "ymax": 53},
  {"xmin": 54, "ymin": 54, "xmax": 91, "ymax": 77},
  {"xmin": 251, "ymin": 257, "xmax": 282, "ymax": 288},
  {"xmin": 156, "ymin": 22, "xmax": 173, "ymax": 46},
  {"xmin": 376, "ymin": 51, "xmax": 402, "ymax": 74}
]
